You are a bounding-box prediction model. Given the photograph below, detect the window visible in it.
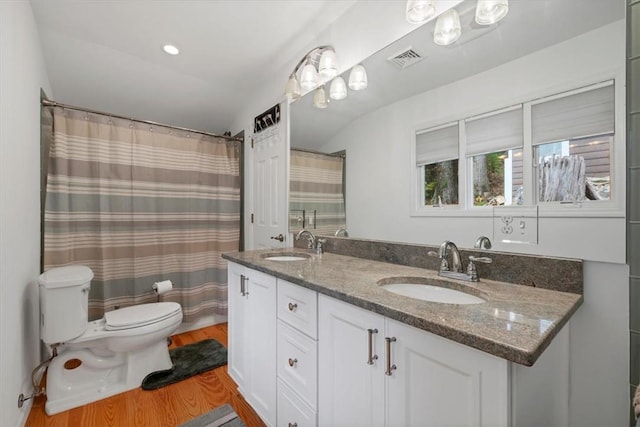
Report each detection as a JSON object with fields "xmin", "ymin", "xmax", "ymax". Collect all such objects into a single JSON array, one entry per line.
[
  {"xmin": 465, "ymin": 107, "xmax": 523, "ymax": 206},
  {"xmin": 416, "ymin": 123, "xmax": 459, "ymax": 206},
  {"xmin": 532, "ymin": 82, "xmax": 614, "ymax": 203},
  {"xmin": 412, "ymin": 79, "xmax": 617, "ymax": 214}
]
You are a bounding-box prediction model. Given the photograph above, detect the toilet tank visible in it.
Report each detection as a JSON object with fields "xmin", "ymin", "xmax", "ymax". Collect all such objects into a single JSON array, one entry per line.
[{"xmin": 39, "ymin": 265, "xmax": 94, "ymax": 344}]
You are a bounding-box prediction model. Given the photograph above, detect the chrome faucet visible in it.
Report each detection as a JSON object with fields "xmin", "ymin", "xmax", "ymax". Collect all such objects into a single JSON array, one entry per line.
[
  {"xmin": 429, "ymin": 240, "xmax": 492, "ymax": 282},
  {"xmin": 295, "ymin": 229, "xmax": 327, "ymax": 254},
  {"xmin": 334, "ymin": 228, "xmax": 349, "ymax": 237},
  {"xmin": 438, "ymin": 240, "xmax": 463, "ymax": 273},
  {"xmin": 474, "ymin": 236, "xmax": 492, "ymax": 250}
]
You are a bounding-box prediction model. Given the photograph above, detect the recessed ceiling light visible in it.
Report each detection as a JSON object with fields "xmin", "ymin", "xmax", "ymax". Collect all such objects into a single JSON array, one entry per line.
[{"xmin": 163, "ymin": 44, "xmax": 179, "ymax": 55}]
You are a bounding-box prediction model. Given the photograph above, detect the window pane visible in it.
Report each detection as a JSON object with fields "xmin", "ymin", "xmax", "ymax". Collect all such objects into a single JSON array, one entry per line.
[
  {"xmin": 537, "ymin": 135, "xmax": 611, "ymax": 202},
  {"xmin": 472, "ymin": 149, "xmax": 523, "ymax": 206},
  {"xmin": 424, "ymin": 160, "xmax": 458, "ymax": 206}
]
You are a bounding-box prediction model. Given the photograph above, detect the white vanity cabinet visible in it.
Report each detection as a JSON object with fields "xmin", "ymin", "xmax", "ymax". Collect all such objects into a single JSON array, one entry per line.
[
  {"xmin": 227, "ymin": 262, "xmax": 277, "ymax": 426},
  {"xmin": 227, "ymin": 263, "xmax": 570, "ymax": 427},
  {"xmin": 318, "ymin": 294, "xmax": 569, "ymax": 427}
]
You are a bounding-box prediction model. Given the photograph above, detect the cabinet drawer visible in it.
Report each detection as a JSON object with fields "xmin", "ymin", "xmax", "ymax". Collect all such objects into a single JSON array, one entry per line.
[
  {"xmin": 277, "ymin": 379, "xmax": 317, "ymax": 427},
  {"xmin": 277, "ymin": 279, "xmax": 317, "ymax": 339},
  {"xmin": 277, "ymin": 320, "xmax": 318, "ymax": 409}
]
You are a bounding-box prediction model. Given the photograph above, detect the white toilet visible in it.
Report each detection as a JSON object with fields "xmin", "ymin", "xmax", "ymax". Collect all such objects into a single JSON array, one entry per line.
[{"xmin": 39, "ymin": 265, "xmax": 183, "ymax": 415}]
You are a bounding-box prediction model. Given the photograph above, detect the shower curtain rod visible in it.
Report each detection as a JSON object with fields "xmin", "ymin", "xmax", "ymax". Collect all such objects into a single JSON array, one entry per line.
[
  {"xmin": 41, "ymin": 99, "xmax": 244, "ymax": 143},
  {"xmin": 291, "ymin": 147, "xmax": 345, "ymax": 158}
]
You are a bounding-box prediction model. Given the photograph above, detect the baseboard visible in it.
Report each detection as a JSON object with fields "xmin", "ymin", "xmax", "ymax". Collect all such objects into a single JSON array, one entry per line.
[{"xmin": 175, "ymin": 313, "xmax": 227, "ymax": 335}]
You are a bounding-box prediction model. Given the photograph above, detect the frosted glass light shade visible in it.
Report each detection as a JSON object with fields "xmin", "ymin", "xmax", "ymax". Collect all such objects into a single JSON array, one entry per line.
[
  {"xmin": 433, "ymin": 9, "xmax": 461, "ymax": 46},
  {"xmin": 348, "ymin": 65, "xmax": 368, "ymax": 91},
  {"xmin": 284, "ymin": 75, "xmax": 301, "ymax": 100},
  {"xmin": 405, "ymin": 0, "xmax": 436, "ymax": 24},
  {"xmin": 475, "ymin": 0, "xmax": 509, "ymax": 25},
  {"xmin": 329, "ymin": 77, "xmax": 348, "ymax": 100},
  {"xmin": 313, "ymin": 86, "xmax": 329, "ymax": 109},
  {"xmin": 300, "ymin": 63, "xmax": 319, "ymax": 91},
  {"xmin": 318, "ymin": 49, "xmax": 339, "ymax": 78}
]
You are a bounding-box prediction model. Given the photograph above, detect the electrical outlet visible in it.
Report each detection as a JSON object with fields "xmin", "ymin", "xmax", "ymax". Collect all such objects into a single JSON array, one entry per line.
[{"xmin": 492, "ymin": 206, "xmax": 538, "ymax": 244}]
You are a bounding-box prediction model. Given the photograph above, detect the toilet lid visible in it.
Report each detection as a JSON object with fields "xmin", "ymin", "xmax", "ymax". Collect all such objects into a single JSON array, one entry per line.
[{"xmin": 104, "ymin": 302, "xmax": 181, "ymax": 331}]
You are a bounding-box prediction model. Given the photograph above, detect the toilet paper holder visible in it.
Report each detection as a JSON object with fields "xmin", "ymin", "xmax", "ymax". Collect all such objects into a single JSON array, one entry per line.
[{"xmin": 152, "ymin": 280, "xmax": 173, "ymax": 302}]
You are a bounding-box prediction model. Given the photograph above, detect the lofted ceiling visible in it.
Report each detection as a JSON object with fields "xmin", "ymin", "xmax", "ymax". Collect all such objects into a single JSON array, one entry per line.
[{"xmin": 30, "ymin": 0, "xmax": 357, "ymax": 135}]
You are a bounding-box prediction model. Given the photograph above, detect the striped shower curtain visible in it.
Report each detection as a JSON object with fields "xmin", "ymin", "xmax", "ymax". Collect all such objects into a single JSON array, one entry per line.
[
  {"xmin": 289, "ymin": 149, "xmax": 346, "ymax": 235},
  {"xmin": 43, "ymin": 107, "xmax": 241, "ymax": 322}
]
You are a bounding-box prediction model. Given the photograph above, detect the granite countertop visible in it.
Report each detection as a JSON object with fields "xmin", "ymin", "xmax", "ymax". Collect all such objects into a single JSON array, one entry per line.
[{"xmin": 222, "ymin": 248, "xmax": 583, "ymax": 366}]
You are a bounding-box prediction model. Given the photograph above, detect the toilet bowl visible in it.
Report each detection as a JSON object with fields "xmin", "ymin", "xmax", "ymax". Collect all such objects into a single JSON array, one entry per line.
[{"xmin": 39, "ymin": 265, "xmax": 183, "ymax": 415}]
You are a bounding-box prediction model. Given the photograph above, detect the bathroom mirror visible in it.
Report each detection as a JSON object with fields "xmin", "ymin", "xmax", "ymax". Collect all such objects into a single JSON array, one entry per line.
[{"xmin": 289, "ymin": 0, "xmax": 624, "ymax": 242}]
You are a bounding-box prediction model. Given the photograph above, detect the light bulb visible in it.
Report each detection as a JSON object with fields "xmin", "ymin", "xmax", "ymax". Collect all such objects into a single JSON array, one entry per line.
[
  {"xmin": 300, "ymin": 63, "xmax": 319, "ymax": 91},
  {"xmin": 329, "ymin": 77, "xmax": 348, "ymax": 100},
  {"xmin": 348, "ymin": 65, "xmax": 368, "ymax": 91},
  {"xmin": 284, "ymin": 75, "xmax": 301, "ymax": 100},
  {"xmin": 475, "ymin": 0, "xmax": 509, "ymax": 25},
  {"xmin": 313, "ymin": 86, "xmax": 329, "ymax": 109},
  {"xmin": 318, "ymin": 48, "xmax": 339, "ymax": 79},
  {"xmin": 405, "ymin": 0, "xmax": 436, "ymax": 24},
  {"xmin": 433, "ymin": 9, "xmax": 461, "ymax": 46}
]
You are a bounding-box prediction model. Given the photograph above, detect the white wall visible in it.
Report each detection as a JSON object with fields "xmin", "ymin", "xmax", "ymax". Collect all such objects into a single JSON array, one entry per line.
[
  {"xmin": 317, "ymin": 20, "xmax": 629, "ymax": 427},
  {"xmin": 0, "ymin": 2, "xmax": 52, "ymax": 425}
]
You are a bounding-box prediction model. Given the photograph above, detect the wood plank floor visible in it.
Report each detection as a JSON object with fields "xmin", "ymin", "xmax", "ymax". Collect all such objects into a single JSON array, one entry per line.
[{"xmin": 25, "ymin": 323, "xmax": 266, "ymax": 427}]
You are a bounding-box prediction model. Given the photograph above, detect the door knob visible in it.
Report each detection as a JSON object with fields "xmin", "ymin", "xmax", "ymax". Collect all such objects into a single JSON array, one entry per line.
[{"xmin": 270, "ymin": 234, "xmax": 285, "ymax": 242}]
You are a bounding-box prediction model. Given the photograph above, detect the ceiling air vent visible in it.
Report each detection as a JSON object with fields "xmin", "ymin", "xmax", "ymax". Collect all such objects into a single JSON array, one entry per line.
[{"xmin": 387, "ymin": 47, "xmax": 424, "ymax": 69}]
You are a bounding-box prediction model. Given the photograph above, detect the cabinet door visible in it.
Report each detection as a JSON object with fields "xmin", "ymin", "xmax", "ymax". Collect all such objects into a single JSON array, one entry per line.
[
  {"xmin": 245, "ymin": 269, "xmax": 277, "ymax": 426},
  {"xmin": 385, "ymin": 318, "xmax": 509, "ymax": 427},
  {"xmin": 318, "ymin": 295, "xmax": 385, "ymax": 427},
  {"xmin": 227, "ymin": 262, "xmax": 248, "ymax": 391}
]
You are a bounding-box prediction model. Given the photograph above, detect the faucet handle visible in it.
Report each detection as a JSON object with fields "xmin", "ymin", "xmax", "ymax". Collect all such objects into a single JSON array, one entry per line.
[
  {"xmin": 427, "ymin": 251, "xmax": 439, "ymax": 257},
  {"xmin": 469, "ymin": 256, "xmax": 492, "ymax": 264}
]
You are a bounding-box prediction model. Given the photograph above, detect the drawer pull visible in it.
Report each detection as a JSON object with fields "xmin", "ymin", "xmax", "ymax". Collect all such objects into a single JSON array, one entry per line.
[
  {"xmin": 288, "ymin": 302, "xmax": 298, "ymax": 312},
  {"xmin": 288, "ymin": 423, "xmax": 298, "ymax": 427},
  {"xmin": 240, "ymin": 274, "xmax": 248, "ymax": 296},
  {"xmin": 288, "ymin": 358, "xmax": 298, "ymax": 367},
  {"xmin": 385, "ymin": 337, "xmax": 397, "ymax": 376},
  {"xmin": 367, "ymin": 328, "xmax": 379, "ymax": 365}
]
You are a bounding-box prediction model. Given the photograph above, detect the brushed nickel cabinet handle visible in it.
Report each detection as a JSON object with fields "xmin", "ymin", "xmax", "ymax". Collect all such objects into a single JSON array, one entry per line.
[
  {"xmin": 288, "ymin": 358, "xmax": 298, "ymax": 367},
  {"xmin": 385, "ymin": 337, "xmax": 397, "ymax": 376},
  {"xmin": 288, "ymin": 302, "xmax": 298, "ymax": 311},
  {"xmin": 367, "ymin": 328, "xmax": 379, "ymax": 365},
  {"xmin": 240, "ymin": 274, "xmax": 247, "ymax": 296}
]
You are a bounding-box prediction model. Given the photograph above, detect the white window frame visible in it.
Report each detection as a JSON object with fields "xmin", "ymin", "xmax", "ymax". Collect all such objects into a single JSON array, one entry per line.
[{"xmin": 410, "ymin": 76, "xmax": 624, "ymax": 219}]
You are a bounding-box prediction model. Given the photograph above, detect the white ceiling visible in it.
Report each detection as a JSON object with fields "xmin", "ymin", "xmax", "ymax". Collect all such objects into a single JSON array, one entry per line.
[
  {"xmin": 30, "ymin": 0, "xmax": 357, "ymax": 135},
  {"xmin": 291, "ymin": 0, "xmax": 625, "ymax": 150}
]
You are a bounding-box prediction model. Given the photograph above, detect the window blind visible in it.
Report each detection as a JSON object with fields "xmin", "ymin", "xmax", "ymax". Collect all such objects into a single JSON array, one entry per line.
[
  {"xmin": 532, "ymin": 82, "xmax": 614, "ymax": 146},
  {"xmin": 465, "ymin": 107, "xmax": 523, "ymax": 156},
  {"xmin": 415, "ymin": 123, "xmax": 459, "ymax": 166}
]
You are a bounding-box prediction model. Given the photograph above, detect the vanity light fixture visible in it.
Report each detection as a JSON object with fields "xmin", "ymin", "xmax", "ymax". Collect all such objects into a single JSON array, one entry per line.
[
  {"xmin": 284, "ymin": 45, "xmax": 338, "ymax": 101},
  {"xmin": 329, "ymin": 76, "xmax": 348, "ymax": 100},
  {"xmin": 433, "ymin": 8, "xmax": 462, "ymax": 46},
  {"xmin": 475, "ymin": 0, "xmax": 509, "ymax": 25},
  {"xmin": 313, "ymin": 86, "xmax": 329, "ymax": 109},
  {"xmin": 162, "ymin": 44, "xmax": 180, "ymax": 55},
  {"xmin": 348, "ymin": 64, "xmax": 368, "ymax": 91},
  {"xmin": 405, "ymin": 0, "xmax": 436, "ymax": 24}
]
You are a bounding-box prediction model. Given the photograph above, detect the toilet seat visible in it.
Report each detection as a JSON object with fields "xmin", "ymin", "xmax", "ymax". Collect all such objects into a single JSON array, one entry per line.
[{"xmin": 104, "ymin": 302, "xmax": 182, "ymax": 331}]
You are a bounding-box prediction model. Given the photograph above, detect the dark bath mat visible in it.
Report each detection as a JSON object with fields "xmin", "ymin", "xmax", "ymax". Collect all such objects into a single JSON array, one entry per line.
[{"xmin": 141, "ymin": 338, "xmax": 227, "ymax": 390}]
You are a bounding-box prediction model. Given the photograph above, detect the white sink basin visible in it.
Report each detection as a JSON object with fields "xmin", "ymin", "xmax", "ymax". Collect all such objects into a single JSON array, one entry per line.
[
  {"xmin": 379, "ymin": 278, "xmax": 485, "ymax": 305},
  {"xmin": 262, "ymin": 253, "xmax": 310, "ymax": 262}
]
